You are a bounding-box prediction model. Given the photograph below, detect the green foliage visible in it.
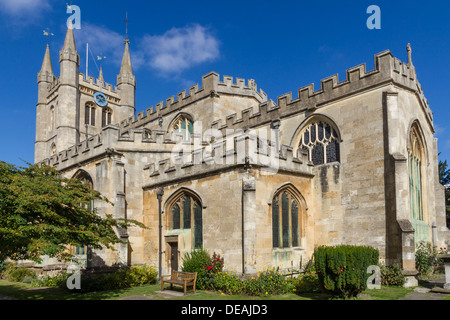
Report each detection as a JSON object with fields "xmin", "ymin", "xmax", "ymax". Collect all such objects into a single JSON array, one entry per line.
[
  {"xmin": 31, "ymin": 273, "xmax": 70, "ymax": 288},
  {"xmin": 76, "ymin": 264, "xmax": 158, "ymax": 293},
  {"xmin": 1, "ymin": 262, "xmax": 36, "ymax": 283},
  {"xmin": 213, "ymin": 272, "xmax": 245, "ymax": 295},
  {"xmin": 294, "ymin": 262, "xmax": 321, "ymax": 293},
  {"xmin": 181, "ymin": 247, "xmax": 211, "ymax": 274},
  {"xmin": 243, "ymin": 267, "xmax": 293, "ymax": 296},
  {"xmin": 380, "ymin": 265, "xmax": 405, "ymax": 287},
  {"xmin": 415, "ymin": 241, "xmax": 439, "ymax": 275},
  {"xmin": 439, "ymin": 158, "xmax": 450, "ymax": 186},
  {"xmin": 181, "ymin": 248, "xmax": 224, "ymax": 290},
  {"xmin": 314, "ymin": 245, "xmax": 379, "ymax": 299},
  {"xmin": 0, "ymin": 161, "xmax": 146, "ymax": 262}
]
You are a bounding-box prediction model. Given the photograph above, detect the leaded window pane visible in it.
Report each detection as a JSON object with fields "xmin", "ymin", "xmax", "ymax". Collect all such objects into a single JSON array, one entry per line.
[
  {"xmin": 311, "ymin": 124, "xmax": 316, "ymax": 143},
  {"xmin": 183, "ymin": 196, "xmax": 191, "ymax": 229},
  {"xmin": 325, "ymin": 124, "xmax": 331, "ymax": 139},
  {"xmin": 172, "ymin": 204, "xmax": 180, "ymax": 229},
  {"xmin": 281, "ymin": 192, "xmax": 290, "ymax": 248},
  {"xmin": 304, "ymin": 130, "xmax": 309, "ymax": 144},
  {"xmin": 318, "ymin": 122, "xmax": 324, "ymax": 141},
  {"xmin": 291, "ymin": 201, "xmax": 299, "ymax": 247},
  {"xmin": 312, "ymin": 143, "xmax": 324, "ymax": 165},
  {"xmin": 326, "ymin": 139, "xmax": 340, "ymax": 163},
  {"xmin": 272, "ymin": 198, "xmax": 280, "ymax": 248},
  {"xmin": 193, "ymin": 201, "xmax": 202, "ymax": 249}
]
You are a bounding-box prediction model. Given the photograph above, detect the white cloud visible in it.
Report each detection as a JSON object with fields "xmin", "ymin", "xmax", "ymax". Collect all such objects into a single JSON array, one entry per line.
[
  {"xmin": 74, "ymin": 23, "xmax": 124, "ymax": 68},
  {"xmin": 0, "ymin": 0, "xmax": 51, "ymax": 17},
  {"xmin": 434, "ymin": 123, "xmax": 446, "ymax": 136},
  {"xmin": 138, "ymin": 24, "xmax": 220, "ymax": 74},
  {"xmin": 72, "ymin": 23, "xmax": 220, "ymax": 77}
]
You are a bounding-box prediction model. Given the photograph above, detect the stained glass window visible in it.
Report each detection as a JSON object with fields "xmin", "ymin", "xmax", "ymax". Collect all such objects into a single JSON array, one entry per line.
[
  {"xmin": 72, "ymin": 171, "xmax": 93, "ymax": 258},
  {"xmin": 172, "ymin": 116, "xmax": 194, "ymax": 141},
  {"xmin": 272, "ymin": 189, "xmax": 301, "ymax": 248},
  {"xmin": 409, "ymin": 127, "xmax": 424, "ymax": 221},
  {"xmin": 298, "ymin": 120, "xmax": 340, "ymax": 166},
  {"xmin": 169, "ymin": 192, "xmax": 203, "ymax": 248}
]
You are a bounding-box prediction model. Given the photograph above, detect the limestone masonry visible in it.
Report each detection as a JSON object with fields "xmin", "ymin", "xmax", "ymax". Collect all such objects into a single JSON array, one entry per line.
[{"xmin": 34, "ymin": 28, "xmax": 449, "ymax": 279}]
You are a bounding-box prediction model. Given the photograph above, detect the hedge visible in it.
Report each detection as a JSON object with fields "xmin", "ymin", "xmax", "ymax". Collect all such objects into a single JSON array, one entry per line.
[{"xmin": 314, "ymin": 245, "xmax": 379, "ymax": 298}]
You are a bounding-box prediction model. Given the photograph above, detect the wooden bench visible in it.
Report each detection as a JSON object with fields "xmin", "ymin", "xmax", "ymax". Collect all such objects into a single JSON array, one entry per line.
[{"xmin": 161, "ymin": 271, "xmax": 197, "ymax": 295}]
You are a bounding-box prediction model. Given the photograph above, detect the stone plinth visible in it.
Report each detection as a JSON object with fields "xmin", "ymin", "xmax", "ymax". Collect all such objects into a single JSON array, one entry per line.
[{"xmin": 438, "ymin": 254, "xmax": 450, "ymax": 290}]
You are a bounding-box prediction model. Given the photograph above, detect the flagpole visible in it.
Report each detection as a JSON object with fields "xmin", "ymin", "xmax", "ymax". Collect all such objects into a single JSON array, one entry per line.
[{"xmin": 86, "ymin": 42, "xmax": 89, "ymax": 80}]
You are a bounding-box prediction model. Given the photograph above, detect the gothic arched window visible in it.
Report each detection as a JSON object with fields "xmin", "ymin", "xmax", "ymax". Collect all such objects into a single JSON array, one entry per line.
[
  {"xmin": 298, "ymin": 120, "xmax": 340, "ymax": 166},
  {"xmin": 85, "ymin": 102, "xmax": 96, "ymax": 126},
  {"xmin": 272, "ymin": 188, "xmax": 301, "ymax": 248},
  {"xmin": 168, "ymin": 191, "xmax": 202, "ymax": 248},
  {"xmin": 172, "ymin": 115, "xmax": 193, "ymax": 142},
  {"xmin": 102, "ymin": 107, "xmax": 112, "ymax": 127},
  {"xmin": 72, "ymin": 170, "xmax": 94, "ymax": 257},
  {"xmin": 409, "ymin": 125, "xmax": 424, "ymax": 221}
]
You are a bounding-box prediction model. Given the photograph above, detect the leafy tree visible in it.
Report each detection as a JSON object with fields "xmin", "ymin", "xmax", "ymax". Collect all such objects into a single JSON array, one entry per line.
[
  {"xmin": 439, "ymin": 158, "xmax": 450, "ymax": 186},
  {"xmin": 0, "ymin": 161, "xmax": 145, "ymax": 263}
]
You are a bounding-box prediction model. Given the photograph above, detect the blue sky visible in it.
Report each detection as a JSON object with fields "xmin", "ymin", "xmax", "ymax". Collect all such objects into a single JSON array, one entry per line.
[{"xmin": 0, "ymin": 0, "xmax": 449, "ymax": 168}]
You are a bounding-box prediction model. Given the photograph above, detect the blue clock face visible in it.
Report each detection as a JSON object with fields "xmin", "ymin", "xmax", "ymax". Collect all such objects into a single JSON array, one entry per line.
[{"xmin": 94, "ymin": 92, "xmax": 108, "ymax": 107}]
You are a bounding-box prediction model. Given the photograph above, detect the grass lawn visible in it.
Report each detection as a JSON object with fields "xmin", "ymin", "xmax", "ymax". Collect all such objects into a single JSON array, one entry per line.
[
  {"xmin": 0, "ymin": 279, "xmax": 329, "ymax": 300},
  {"xmin": 359, "ymin": 286, "xmax": 413, "ymax": 300},
  {"xmin": 0, "ymin": 279, "xmax": 414, "ymax": 301}
]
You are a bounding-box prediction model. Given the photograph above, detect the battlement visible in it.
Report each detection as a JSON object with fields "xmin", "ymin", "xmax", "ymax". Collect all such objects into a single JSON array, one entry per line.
[
  {"xmin": 42, "ymin": 48, "xmax": 435, "ymax": 173},
  {"xmin": 118, "ymin": 72, "xmax": 268, "ymax": 130},
  {"xmin": 79, "ymin": 73, "xmax": 118, "ymax": 94},
  {"xmin": 204, "ymin": 49, "xmax": 434, "ymax": 134},
  {"xmin": 142, "ymin": 132, "xmax": 313, "ymax": 188}
]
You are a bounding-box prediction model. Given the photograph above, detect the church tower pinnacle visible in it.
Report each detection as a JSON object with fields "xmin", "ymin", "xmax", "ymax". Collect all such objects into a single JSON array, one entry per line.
[
  {"xmin": 35, "ymin": 43, "xmax": 55, "ymax": 162},
  {"xmin": 56, "ymin": 26, "xmax": 81, "ymax": 153},
  {"xmin": 116, "ymin": 15, "xmax": 136, "ymax": 119}
]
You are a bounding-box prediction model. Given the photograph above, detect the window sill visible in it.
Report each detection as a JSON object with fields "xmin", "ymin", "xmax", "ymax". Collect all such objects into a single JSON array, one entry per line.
[{"xmin": 272, "ymin": 247, "xmax": 305, "ymax": 252}]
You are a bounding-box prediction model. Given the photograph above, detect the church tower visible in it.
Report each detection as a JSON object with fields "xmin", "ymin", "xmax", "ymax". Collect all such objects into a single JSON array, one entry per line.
[
  {"xmin": 57, "ymin": 27, "xmax": 80, "ymax": 153},
  {"xmin": 35, "ymin": 26, "xmax": 137, "ymax": 164},
  {"xmin": 35, "ymin": 44, "xmax": 55, "ymax": 162}
]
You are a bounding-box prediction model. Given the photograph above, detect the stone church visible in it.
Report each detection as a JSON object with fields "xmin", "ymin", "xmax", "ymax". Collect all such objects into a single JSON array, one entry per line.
[{"xmin": 35, "ymin": 26, "xmax": 449, "ymax": 277}]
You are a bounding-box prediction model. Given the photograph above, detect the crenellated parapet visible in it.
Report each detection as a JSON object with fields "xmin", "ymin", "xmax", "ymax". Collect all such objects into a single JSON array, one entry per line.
[
  {"xmin": 78, "ymin": 73, "xmax": 118, "ymax": 94},
  {"xmin": 117, "ymin": 72, "xmax": 268, "ymax": 130},
  {"xmin": 42, "ymin": 125, "xmax": 205, "ymax": 172},
  {"xmin": 41, "ymin": 47, "xmax": 435, "ymax": 174},
  {"xmin": 202, "ymin": 49, "xmax": 434, "ymax": 134},
  {"xmin": 142, "ymin": 132, "xmax": 313, "ymax": 188}
]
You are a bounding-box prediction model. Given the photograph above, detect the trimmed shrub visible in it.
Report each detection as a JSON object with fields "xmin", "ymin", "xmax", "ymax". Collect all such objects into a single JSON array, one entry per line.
[{"xmin": 314, "ymin": 245, "xmax": 379, "ymax": 299}]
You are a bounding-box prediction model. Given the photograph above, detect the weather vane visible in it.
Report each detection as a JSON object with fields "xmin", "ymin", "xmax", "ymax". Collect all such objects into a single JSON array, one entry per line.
[
  {"xmin": 124, "ymin": 11, "xmax": 130, "ymax": 44},
  {"xmin": 97, "ymin": 55, "xmax": 107, "ymax": 67},
  {"xmin": 43, "ymin": 28, "xmax": 54, "ymax": 45}
]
